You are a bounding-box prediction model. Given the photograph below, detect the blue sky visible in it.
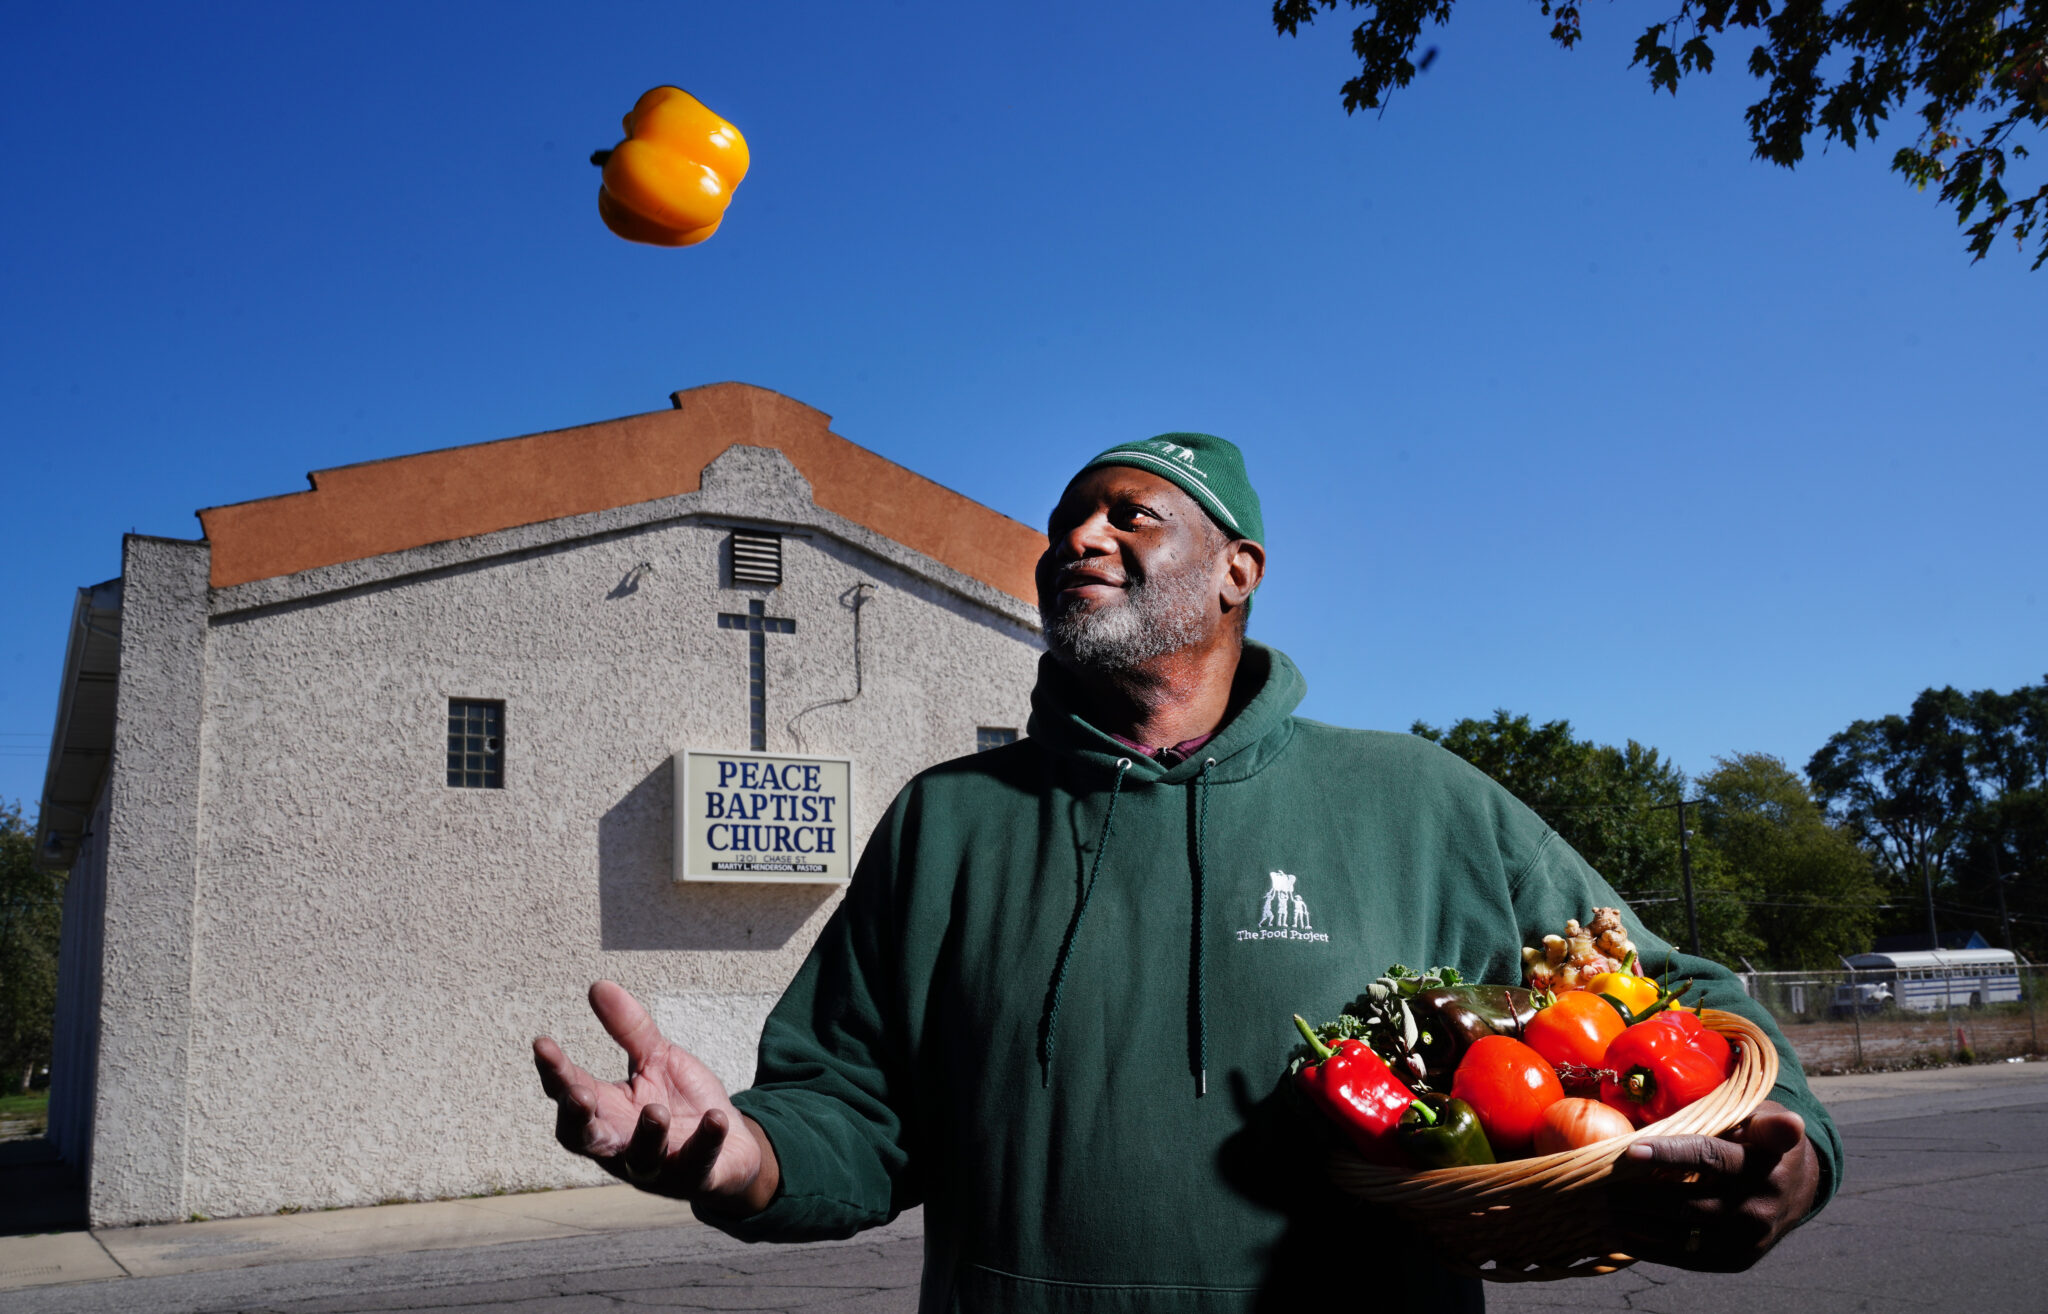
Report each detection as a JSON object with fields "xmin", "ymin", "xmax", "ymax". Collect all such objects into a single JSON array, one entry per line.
[{"xmin": 2, "ymin": 0, "xmax": 2042, "ymax": 811}]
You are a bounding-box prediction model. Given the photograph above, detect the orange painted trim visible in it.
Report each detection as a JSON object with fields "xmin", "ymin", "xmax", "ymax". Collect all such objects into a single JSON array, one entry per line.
[{"xmin": 197, "ymin": 383, "xmax": 1046, "ymax": 604}]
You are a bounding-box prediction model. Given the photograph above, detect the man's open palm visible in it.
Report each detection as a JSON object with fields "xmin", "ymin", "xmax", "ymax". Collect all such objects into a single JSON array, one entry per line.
[{"xmin": 532, "ymin": 980, "xmax": 774, "ymax": 1208}]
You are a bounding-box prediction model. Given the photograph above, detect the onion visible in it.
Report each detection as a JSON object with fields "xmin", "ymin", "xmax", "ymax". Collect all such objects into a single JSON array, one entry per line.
[{"xmin": 1533, "ymin": 1097, "xmax": 1634, "ymax": 1155}]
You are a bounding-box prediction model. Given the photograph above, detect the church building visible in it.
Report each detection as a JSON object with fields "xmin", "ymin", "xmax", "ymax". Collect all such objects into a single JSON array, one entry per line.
[{"xmin": 38, "ymin": 383, "xmax": 1046, "ymax": 1226}]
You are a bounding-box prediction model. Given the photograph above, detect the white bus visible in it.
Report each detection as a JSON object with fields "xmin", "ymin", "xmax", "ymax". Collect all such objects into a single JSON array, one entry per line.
[{"xmin": 1841, "ymin": 949, "xmax": 2023, "ymax": 1012}]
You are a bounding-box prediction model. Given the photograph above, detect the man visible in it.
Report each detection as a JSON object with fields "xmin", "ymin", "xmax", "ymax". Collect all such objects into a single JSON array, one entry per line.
[{"xmin": 535, "ymin": 434, "xmax": 1833, "ymax": 1310}]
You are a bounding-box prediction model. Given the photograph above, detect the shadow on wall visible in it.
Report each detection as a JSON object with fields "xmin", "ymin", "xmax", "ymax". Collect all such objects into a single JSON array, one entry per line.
[{"xmin": 598, "ymin": 757, "xmax": 834, "ymax": 950}]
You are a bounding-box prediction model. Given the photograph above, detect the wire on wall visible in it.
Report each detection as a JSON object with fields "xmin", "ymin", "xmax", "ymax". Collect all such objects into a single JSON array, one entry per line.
[{"xmin": 787, "ymin": 582, "xmax": 874, "ymax": 752}]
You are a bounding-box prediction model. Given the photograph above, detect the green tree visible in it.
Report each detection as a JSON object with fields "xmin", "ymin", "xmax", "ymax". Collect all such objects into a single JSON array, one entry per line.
[
  {"xmin": 1806, "ymin": 687, "xmax": 1977, "ymax": 947},
  {"xmin": 1272, "ymin": 1, "xmax": 2048, "ymax": 268},
  {"xmin": 1696, "ymin": 752, "xmax": 1882, "ymax": 969},
  {"xmin": 1808, "ymin": 678, "xmax": 2048, "ymax": 959},
  {"xmin": 1955, "ymin": 681, "xmax": 2048, "ymax": 954},
  {"xmin": 1938, "ymin": 681, "xmax": 2048, "ymax": 959},
  {"xmin": 0, "ymin": 803, "xmax": 65, "ymax": 1094},
  {"xmin": 1412, "ymin": 711, "xmax": 1758, "ymax": 965}
]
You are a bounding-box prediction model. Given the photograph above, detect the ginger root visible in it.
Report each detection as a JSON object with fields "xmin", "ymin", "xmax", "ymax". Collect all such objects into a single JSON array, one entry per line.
[{"xmin": 1522, "ymin": 907, "xmax": 1638, "ymax": 991}]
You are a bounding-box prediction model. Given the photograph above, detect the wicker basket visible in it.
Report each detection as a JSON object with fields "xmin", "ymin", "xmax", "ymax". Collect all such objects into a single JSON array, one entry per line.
[{"xmin": 1324, "ymin": 1007, "xmax": 1780, "ymax": 1283}]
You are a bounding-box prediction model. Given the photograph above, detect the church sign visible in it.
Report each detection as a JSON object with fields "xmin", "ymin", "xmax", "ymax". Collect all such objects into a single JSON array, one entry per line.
[{"xmin": 675, "ymin": 749, "xmax": 854, "ymax": 883}]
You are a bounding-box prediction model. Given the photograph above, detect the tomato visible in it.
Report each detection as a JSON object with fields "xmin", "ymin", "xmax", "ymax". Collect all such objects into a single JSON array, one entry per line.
[
  {"xmin": 1524, "ymin": 990, "xmax": 1627, "ymax": 1069},
  {"xmin": 1448, "ymin": 1035, "xmax": 1565, "ymax": 1157},
  {"xmin": 1532, "ymin": 1097, "xmax": 1635, "ymax": 1154}
]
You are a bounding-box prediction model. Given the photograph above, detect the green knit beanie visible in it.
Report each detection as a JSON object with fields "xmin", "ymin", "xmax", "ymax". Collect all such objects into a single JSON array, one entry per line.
[{"xmin": 1071, "ymin": 433, "xmax": 1265, "ymax": 545}]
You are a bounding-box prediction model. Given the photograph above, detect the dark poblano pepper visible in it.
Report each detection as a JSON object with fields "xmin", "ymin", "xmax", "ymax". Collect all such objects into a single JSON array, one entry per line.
[
  {"xmin": 1335, "ymin": 968, "xmax": 1543, "ymax": 1091},
  {"xmin": 1408, "ymin": 986, "xmax": 1539, "ymax": 1082},
  {"xmin": 1396, "ymin": 1093, "xmax": 1496, "ymax": 1169}
]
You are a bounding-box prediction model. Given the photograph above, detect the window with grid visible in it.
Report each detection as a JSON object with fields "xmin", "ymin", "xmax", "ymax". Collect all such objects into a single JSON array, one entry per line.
[
  {"xmin": 976, "ymin": 727, "xmax": 1019, "ymax": 753},
  {"xmin": 447, "ymin": 699, "xmax": 504, "ymax": 788}
]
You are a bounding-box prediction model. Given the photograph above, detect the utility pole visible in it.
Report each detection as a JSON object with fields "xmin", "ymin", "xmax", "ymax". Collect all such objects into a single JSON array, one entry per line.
[
  {"xmin": 1994, "ymin": 861, "xmax": 2014, "ymax": 952},
  {"xmin": 1922, "ymin": 848, "xmax": 1941, "ymax": 952},
  {"xmin": 1999, "ymin": 860, "xmax": 2042, "ymax": 1053},
  {"xmin": 1676, "ymin": 795, "xmax": 1702, "ymax": 958}
]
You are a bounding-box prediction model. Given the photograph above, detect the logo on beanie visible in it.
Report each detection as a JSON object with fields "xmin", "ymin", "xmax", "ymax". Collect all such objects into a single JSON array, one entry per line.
[
  {"xmin": 1238, "ymin": 870, "xmax": 1328, "ymax": 943},
  {"xmin": 1145, "ymin": 440, "xmax": 1209, "ymax": 479}
]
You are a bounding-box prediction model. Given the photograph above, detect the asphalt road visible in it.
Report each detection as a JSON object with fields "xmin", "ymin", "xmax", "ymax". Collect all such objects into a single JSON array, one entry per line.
[
  {"xmin": 1490, "ymin": 1064, "xmax": 2048, "ymax": 1314},
  {"xmin": 11, "ymin": 1064, "xmax": 2044, "ymax": 1314}
]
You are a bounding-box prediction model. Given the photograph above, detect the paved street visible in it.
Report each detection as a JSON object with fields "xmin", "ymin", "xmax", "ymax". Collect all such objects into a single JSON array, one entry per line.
[
  {"xmin": 1490, "ymin": 1060, "xmax": 2048, "ymax": 1314},
  {"xmin": 5, "ymin": 1061, "xmax": 2044, "ymax": 1313}
]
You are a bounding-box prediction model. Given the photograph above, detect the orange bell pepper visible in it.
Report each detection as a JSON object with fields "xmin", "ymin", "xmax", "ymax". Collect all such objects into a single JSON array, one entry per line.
[{"xmin": 596, "ymin": 87, "xmax": 749, "ymax": 247}]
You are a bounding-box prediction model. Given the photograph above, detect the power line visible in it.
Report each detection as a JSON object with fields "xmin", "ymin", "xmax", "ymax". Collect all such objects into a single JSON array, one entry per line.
[
  {"xmin": 1623, "ymin": 894, "xmax": 1901, "ymax": 912},
  {"xmin": 1619, "ymin": 891, "xmax": 2048, "ymax": 927}
]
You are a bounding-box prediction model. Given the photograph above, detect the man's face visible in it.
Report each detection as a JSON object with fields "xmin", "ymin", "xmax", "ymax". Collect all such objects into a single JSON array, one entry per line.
[{"xmin": 1036, "ymin": 466, "xmax": 1230, "ymax": 673}]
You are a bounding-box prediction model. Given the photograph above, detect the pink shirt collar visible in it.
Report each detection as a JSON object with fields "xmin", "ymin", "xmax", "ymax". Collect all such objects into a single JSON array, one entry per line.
[{"xmin": 1107, "ymin": 730, "xmax": 1217, "ymax": 767}]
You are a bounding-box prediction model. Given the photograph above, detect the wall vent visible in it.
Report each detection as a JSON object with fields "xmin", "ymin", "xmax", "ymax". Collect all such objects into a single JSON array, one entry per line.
[{"xmin": 730, "ymin": 531, "xmax": 783, "ymax": 586}]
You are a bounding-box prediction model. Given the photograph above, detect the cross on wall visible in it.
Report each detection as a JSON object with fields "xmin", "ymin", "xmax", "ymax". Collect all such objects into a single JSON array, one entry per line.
[{"xmin": 717, "ymin": 598, "xmax": 796, "ymax": 750}]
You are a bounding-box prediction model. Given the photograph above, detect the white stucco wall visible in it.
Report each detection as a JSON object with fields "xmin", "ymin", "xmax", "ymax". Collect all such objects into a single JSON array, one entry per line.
[
  {"xmin": 91, "ymin": 537, "xmax": 211, "ymax": 1225},
  {"xmin": 95, "ymin": 446, "xmax": 1041, "ymax": 1223}
]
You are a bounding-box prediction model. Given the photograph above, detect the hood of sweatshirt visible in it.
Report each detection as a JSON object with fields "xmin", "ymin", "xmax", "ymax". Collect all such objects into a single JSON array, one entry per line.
[{"xmin": 1024, "ymin": 640, "xmax": 1308, "ymax": 787}]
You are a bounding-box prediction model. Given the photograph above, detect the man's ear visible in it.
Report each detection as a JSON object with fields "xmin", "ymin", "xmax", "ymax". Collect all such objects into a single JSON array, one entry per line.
[{"xmin": 1219, "ymin": 540, "xmax": 1265, "ymax": 610}]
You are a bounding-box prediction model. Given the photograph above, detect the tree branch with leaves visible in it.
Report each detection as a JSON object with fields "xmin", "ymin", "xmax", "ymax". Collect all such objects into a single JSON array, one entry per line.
[
  {"xmin": 0, "ymin": 804, "xmax": 64, "ymax": 1094},
  {"xmin": 1273, "ymin": 0, "xmax": 2048, "ymax": 267}
]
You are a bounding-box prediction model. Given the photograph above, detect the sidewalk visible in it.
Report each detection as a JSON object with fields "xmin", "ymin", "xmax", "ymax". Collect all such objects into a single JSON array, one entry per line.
[
  {"xmin": 1806, "ymin": 1053, "xmax": 2048, "ymax": 1131},
  {"xmin": 3, "ymin": 1058, "xmax": 2042, "ymax": 1296},
  {"xmin": 0, "ymin": 1180, "xmax": 698, "ymax": 1293}
]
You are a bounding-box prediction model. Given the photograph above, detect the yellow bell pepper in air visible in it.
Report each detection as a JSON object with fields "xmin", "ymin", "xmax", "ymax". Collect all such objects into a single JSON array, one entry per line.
[{"xmin": 596, "ymin": 87, "xmax": 749, "ymax": 247}]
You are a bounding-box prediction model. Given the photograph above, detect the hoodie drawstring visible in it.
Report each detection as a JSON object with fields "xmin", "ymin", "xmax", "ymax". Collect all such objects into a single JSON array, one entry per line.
[
  {"xmin": 1041, "ymin": 757, "xmax": 1131, "ymax": 1086},
  {"xmin": 1192, "ymin": 757, "xmax": 1216, "ymax": 1097}
]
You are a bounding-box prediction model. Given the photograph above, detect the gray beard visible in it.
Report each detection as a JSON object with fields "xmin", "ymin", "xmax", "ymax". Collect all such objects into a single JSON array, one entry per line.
[{"xmin": 1039, "ymin": 568, "xmax": 1214, "ymax": 673}]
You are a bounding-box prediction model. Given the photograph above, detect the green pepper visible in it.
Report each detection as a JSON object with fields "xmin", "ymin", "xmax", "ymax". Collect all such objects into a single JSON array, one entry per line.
[{"xmin": 1396, "ymin": 1094, "xmax": 1496, "ymax": 1169}]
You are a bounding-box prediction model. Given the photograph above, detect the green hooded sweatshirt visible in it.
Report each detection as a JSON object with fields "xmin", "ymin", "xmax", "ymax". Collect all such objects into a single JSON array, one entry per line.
[{"xmin": 719, "ymin": 643, "xmax": 1840, "ymax": 1311}]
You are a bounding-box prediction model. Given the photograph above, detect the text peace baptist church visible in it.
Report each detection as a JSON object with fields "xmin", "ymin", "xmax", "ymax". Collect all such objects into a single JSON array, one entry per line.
[{"xmin": 38, "ymin": 384, "xmax": 1045, "ymax": 1226}]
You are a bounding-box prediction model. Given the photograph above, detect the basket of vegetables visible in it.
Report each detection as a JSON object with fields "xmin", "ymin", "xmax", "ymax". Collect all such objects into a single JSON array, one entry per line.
[{"xmin": 1288, "ymin": 909, "xmax": 1780, "ymax": 1283}]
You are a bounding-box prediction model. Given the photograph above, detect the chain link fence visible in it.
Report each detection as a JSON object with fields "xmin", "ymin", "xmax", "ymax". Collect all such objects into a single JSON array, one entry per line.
[{"xmin": 1736, "ymin": 964, "xmax": 2045, "ymax": 1073}]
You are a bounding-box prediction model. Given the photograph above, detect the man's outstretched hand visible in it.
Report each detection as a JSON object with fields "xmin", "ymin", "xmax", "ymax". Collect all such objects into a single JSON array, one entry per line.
[
  {"xmin": 1608, "ymin": 1101, "xmax": 1820, "ymax": 1271},
  {"xmin": 532, "ymin": 980, "xmax": 779, "ymax": 1215}
]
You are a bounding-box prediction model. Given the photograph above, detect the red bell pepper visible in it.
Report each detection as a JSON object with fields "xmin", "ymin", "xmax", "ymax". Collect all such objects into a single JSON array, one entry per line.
[
  {"xmin": 1292, "ymin": 1014, "xmax": 1414, "ymax": 1163},
  {"xmin": 1660, "ymin": 1006, "xmax": 1735, "ymax": 1077},
  {"xmin": 1598, "ymin": 1012, "xmax": 1731, "ymax": 1127}
]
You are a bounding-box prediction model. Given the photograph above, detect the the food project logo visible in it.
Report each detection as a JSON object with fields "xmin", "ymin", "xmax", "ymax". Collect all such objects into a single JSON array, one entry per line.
[{"xmin": 1237, "ymin": 870, "xmax": 1328, "ymax": 943}]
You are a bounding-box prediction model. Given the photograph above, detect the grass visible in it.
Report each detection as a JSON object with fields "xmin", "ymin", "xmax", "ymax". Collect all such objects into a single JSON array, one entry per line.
[
  {"xmin": 0, "ymin": 1091, "xmax": 51, "ymax": 1120},
  {"xmin": 0, "ymin": 1090, "xmax": 50, "ymax": 1137}
]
